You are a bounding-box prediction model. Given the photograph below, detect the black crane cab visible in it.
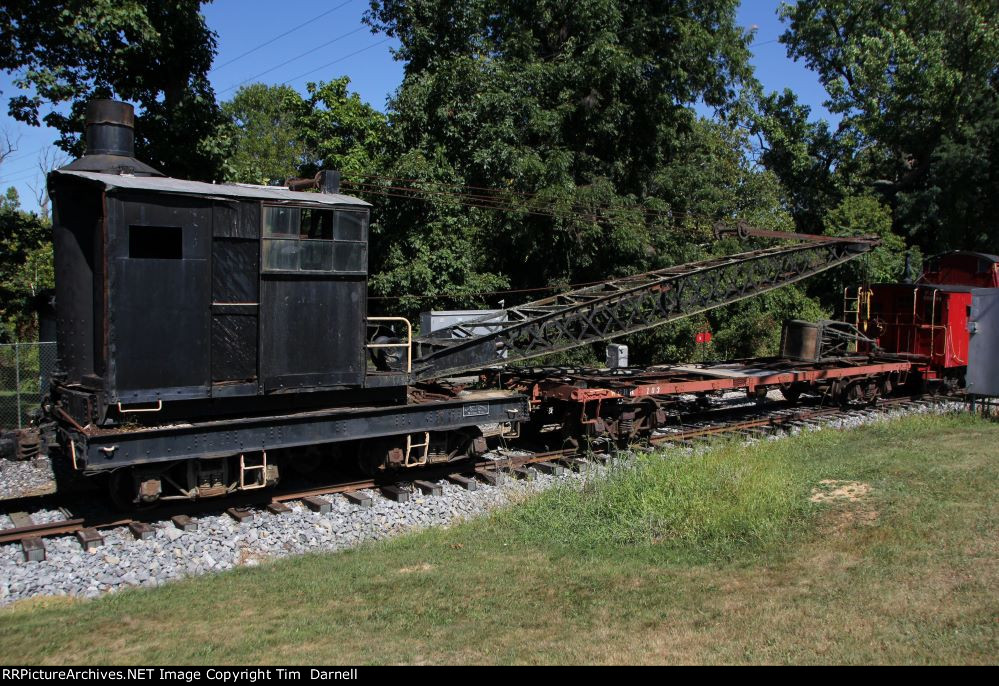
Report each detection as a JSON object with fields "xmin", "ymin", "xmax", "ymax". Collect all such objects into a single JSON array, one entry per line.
[{"xmin": 49, "ymin": 100, "xmax": 383, "ymax": 427}]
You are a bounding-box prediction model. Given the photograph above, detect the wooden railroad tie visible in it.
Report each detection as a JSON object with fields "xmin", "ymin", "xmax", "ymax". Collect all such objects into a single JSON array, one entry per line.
[
  {"xmin": 21, "ymin": 537, "xmax": 45, "ymax": 562},
  {"xmin": 267, "ymin": 502, "xmax": 292, "ymax": 515},
  {"xmin": 413, "ymin": 480, "xmax": 442, "ymax": 496},
  {"xmin": 380, "ymin": 485, "xmax": 411, "ymax": 503},
  {"xmin": 128, "ymin": 522, "xmax": 154, "ymax": 541},
  {"xmin": 226, "ymin": 507, "xmax": 253, "ymax": 523},
  {"xmin": 76, "ymin": 527, "xmax": 103, "ymax": 552},
  {"xmin": 447, "ymin": 474, "xmax": 478, "ymax": 491},
  {"xmin": 302, "ymin": 496, "xmax": 332, "ymax": 514},
  {"xmin": 343, "ymin": 491, "xmax": 373, "ymax": 509},
  {"xmin": 171, "ymin": 515, "xmax": 198, "ymax": 532}
]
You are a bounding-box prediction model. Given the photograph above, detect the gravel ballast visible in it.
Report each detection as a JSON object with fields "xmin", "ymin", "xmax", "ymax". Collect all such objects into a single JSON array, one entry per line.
[
  {"xmin": 0, "ymin": 456, "xmax": 57, "ymax": 500},
  {"xmin": 0, "ymin": 400, "xmax": 966, "ymax": 606}
]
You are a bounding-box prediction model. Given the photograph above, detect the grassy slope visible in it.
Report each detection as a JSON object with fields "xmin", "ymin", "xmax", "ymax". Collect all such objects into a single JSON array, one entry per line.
[{"xmin": 0, "ymin": 413, "xmax": 996, "ymax": 664}]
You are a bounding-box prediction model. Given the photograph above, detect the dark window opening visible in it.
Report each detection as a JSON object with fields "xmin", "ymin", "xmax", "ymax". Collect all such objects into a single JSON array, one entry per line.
[{"xmin": 129, "ymin": 225, "xmax": 183, "ymax": 259}]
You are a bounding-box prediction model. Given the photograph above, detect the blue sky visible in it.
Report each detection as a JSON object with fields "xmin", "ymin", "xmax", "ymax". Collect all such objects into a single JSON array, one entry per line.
[{"xmin": 0, "ymin": 0, "xmax": 834, "ymax": 213}]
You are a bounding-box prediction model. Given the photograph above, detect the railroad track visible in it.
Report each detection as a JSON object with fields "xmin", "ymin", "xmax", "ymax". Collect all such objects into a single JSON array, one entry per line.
[
  {"xmin": 0, "ymin": 394, "xmax": 957, "ymax": 560},
  {"xmin": 0, "ymin": 446, "xmax": 585, "ymax": 552},
  {"xmin": 648, "ymin": 395, "xmax": 944, "ymax": 445}
]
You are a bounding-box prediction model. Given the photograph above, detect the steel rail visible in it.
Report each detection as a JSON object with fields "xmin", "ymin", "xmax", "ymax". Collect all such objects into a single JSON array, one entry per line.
[{"xmin": 0, "ymin": 396, "xmax": 945, "ymax": 546}]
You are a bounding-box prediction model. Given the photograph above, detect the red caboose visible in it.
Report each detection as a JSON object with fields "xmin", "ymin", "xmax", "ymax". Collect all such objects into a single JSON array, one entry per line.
[{"xmin": 855, "ymin": 251, "xmax": 999, "ymax": 387}]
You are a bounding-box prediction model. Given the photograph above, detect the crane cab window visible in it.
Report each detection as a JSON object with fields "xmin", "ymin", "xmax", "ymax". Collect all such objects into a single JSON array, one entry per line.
[
  {"xmin": 261, "ymin": 206, "xmax": 367, "ymax": 274},
  {"xmin": 129, "ymin": 225, "xmax": 183, "ymax": 259}
]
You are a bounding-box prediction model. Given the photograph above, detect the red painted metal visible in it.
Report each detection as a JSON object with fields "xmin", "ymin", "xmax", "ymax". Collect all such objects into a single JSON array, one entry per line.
[
  {"xmin": 621, "ymin": 361, "xmax": 911, "ymax": 398},
  {"xmin": 867, "ymin": 285, "xmax": 972, "ymax": 372},
  {"xmin": 513, "ymin": 359, "xmax": 912, "ymax": 404},
  {"xmin": 920, "ymin": 252, "xmax": 999, "ymax": 288}
]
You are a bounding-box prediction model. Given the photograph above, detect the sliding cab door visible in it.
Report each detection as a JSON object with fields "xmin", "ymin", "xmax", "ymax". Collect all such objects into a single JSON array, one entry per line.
[{"xmin": 109, "ymin": 195, "xmax": 211, "ymax": 403}]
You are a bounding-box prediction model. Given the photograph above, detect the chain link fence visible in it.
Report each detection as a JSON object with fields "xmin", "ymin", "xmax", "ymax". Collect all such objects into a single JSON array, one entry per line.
[{"xmin": 0, "ymin": 342, "xmax": 57, "ymax": 430}]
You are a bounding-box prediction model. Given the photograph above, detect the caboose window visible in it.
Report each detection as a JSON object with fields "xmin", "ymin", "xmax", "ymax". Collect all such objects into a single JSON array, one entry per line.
[
  {"xmin": 129, "ymin": 225, "xmax": 182, "ymax": 259},
  {"xmin": 261, "ymin": 205, "xmax": 366, "ymax": 274}
]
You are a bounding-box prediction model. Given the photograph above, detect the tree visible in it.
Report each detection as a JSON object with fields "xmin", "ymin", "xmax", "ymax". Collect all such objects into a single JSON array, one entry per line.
[
  {"xmin": 362, "ymin": 0, "xmax": 762, "ymax": 321},
  {"xmin": 289, "ymin": 78, "xmax": 388, "ymax": 179},
  {"xmin": 0, "ymin": 0, "xmax": 226, "ymax": 180},
  {"xmin": 0, "ymin": 189, "xmax": 52, "ymax": 341},
  {"xmin": 221, "ymin": 84, "xmax": 307, "ymax": 185},
  {"xmin": 221, "ymin": 78, "xmax": 387, "ymax": 185},
  {"xmin": 768, "ymin": 0, "xmax": 999, "ymax": 254},
  {"xmin": 822, "ymin": 194, "xmax": 914, "ymax": 292},
  {"xmin": 751, "ymin": 88, "xmax": 852, "ymax": 232},
  {"xmin": 625, "ymin": 119, "xmax": 825, "ymax": 362}
]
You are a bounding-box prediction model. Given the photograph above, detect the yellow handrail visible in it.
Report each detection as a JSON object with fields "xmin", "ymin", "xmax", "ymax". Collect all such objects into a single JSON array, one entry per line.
[{"xmin": 366, "ymin": 316, "xmax": 413, "ymax": 373}]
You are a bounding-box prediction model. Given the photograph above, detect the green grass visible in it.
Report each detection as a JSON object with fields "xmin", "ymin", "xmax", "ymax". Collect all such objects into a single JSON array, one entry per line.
[
  {"xmin": 505, "ymin": 437, "xmax": 809, "ymax": 560},
  {"xmin": 0, "ymin": 412, "xmax": 996, "ymax": 664}
]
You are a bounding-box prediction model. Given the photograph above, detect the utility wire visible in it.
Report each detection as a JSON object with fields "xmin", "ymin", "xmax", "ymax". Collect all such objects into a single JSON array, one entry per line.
[
  {"xmin": 210, "ymin": 1, "xmax": 356, "ymax": 73},
  {"xmin": 278, "ymin": 38, "xmax": 393, "ymax": 87},
  {"xmin": 219, "ymin": 26, "xmax": 367, "ymax": 94},
  {"xmin": 0, "ymin": 144, "xmax": 50, "ymax": 168},
  {"xmin": 0, "ymin": 168, "xmax": 44, "ymax": 186},
  {"xmin": 341, "ymin": 175, "xmax": 714, "ymax": 227}
]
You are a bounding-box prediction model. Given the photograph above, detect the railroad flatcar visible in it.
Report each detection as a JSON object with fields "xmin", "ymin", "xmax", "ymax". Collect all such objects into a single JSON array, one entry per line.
[{"xmin": 495, "ymin": 253, "xmax": 999, "ymax": 448}]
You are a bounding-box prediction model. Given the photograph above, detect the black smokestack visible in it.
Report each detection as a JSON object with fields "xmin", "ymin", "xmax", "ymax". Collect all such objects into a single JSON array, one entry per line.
[
  {"xmin": 61, "ymin": 99, "xmax": 163, "ymax": 176},
  {"xmin": 85, "ymin": 100, "xmax": 135, "ymax": 157}
]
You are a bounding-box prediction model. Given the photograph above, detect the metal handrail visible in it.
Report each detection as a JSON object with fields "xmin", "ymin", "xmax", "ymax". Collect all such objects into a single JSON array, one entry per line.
[{"xmin": 366, "ymin": 316, "xmax": 413, "ymax": 373}]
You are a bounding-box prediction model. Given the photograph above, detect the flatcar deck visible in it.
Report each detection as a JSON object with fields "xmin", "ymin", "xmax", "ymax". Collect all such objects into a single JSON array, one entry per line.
[{"xmin": 499, "ymin": 356, "xmax": 914, "ymax": 402}]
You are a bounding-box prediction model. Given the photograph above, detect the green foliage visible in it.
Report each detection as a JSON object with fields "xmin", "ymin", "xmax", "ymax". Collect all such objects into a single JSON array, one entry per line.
[
  {"xmin": 290, "ymin": 78, "xmax": 387, "ymax": 179},
  {"xmin": 621, "ymin": 121, "xmax": 822, "ymax": 363},
  {"xmin": 816, "ymin": 195, "xmax": 919, "ymax": 309},
  {"xmin": 710, "ymin": 285, "xmax": 829, "ymax": 359},
  {"xmin": 0, "ymin": 189, "xmax": 52, "ymax": 340},
  {"xmin": 751, "ymin": 88, "xmax": 852, "ymax": 232},
  {"xmin": 362, "ymin": 0, "xmax": 829, "ymax": 356},
  {"xmin": 0, "ymin": 0, "xmax": 225, "ymax": 180},
  {"xmin": 762, "ymin": 0, "xmax": 999, "ymax": 254},
  {"xmin": 221, "ymin": 78, "xmax": 387, "ymax": 185},
  {"xmin": 367, "ymin": 150, "xmax": 510, "ymax": 316},
  {"xmin": 220, "ymin": 84, "xmax": 306, "ymax": 184}
]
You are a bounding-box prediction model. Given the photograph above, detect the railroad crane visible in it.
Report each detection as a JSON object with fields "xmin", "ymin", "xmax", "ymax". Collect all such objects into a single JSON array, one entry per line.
[{"xmin": 31, "ymin": 100, "xmax": 879, "ymax": 505}]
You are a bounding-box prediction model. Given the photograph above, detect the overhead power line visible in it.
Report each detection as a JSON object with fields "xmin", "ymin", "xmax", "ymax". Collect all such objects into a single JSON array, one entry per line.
[
  {"xmin": 210, "ymin": 1, "xmax": 356, "ymax": 73},
  {"xmin": 0, "ymin": 168, "xmax": 45, "ymax": 186},
  {"xmin": 219, "ymin": 26, "xmax": 368, "ymax": 94},
  {"xmin": 0, "ymin": 144, "xmax": 50, "ymax": 168},
  {"xmin": 339, "ymin": 175, "xmax": 718, "ymax": 228},
  {"xmin": 278, "ymin": 38, "xmax": 393, "ymax": 87}
]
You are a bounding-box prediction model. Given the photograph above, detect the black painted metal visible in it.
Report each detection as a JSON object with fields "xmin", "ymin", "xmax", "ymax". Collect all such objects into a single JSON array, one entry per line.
[
  {"xmin": 259, "ymin": 276, "xmax": 366, "ymax": 390},
  {"xmin": 412, "ymin": 240, "xmax": 877, "ymax": 380},
  {"xmin": 61, "ymin": 100, "xmax": 163, "ymax": 177},
  {"xmin": 50, "ymin": 182, "xmax": 101, "ymax": 385},
  {"xmin": 109, "ymin": 193, "xmax": 213, "ymax": 402},
  {"xmin": 68, "ymin": 393, "xmax": 528, "ymax": 471}
]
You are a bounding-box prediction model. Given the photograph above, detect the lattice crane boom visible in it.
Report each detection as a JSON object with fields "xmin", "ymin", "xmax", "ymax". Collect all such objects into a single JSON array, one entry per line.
[{"xmin": 410, "ymin": 231, "xmax": 879, "ymax": 380}]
